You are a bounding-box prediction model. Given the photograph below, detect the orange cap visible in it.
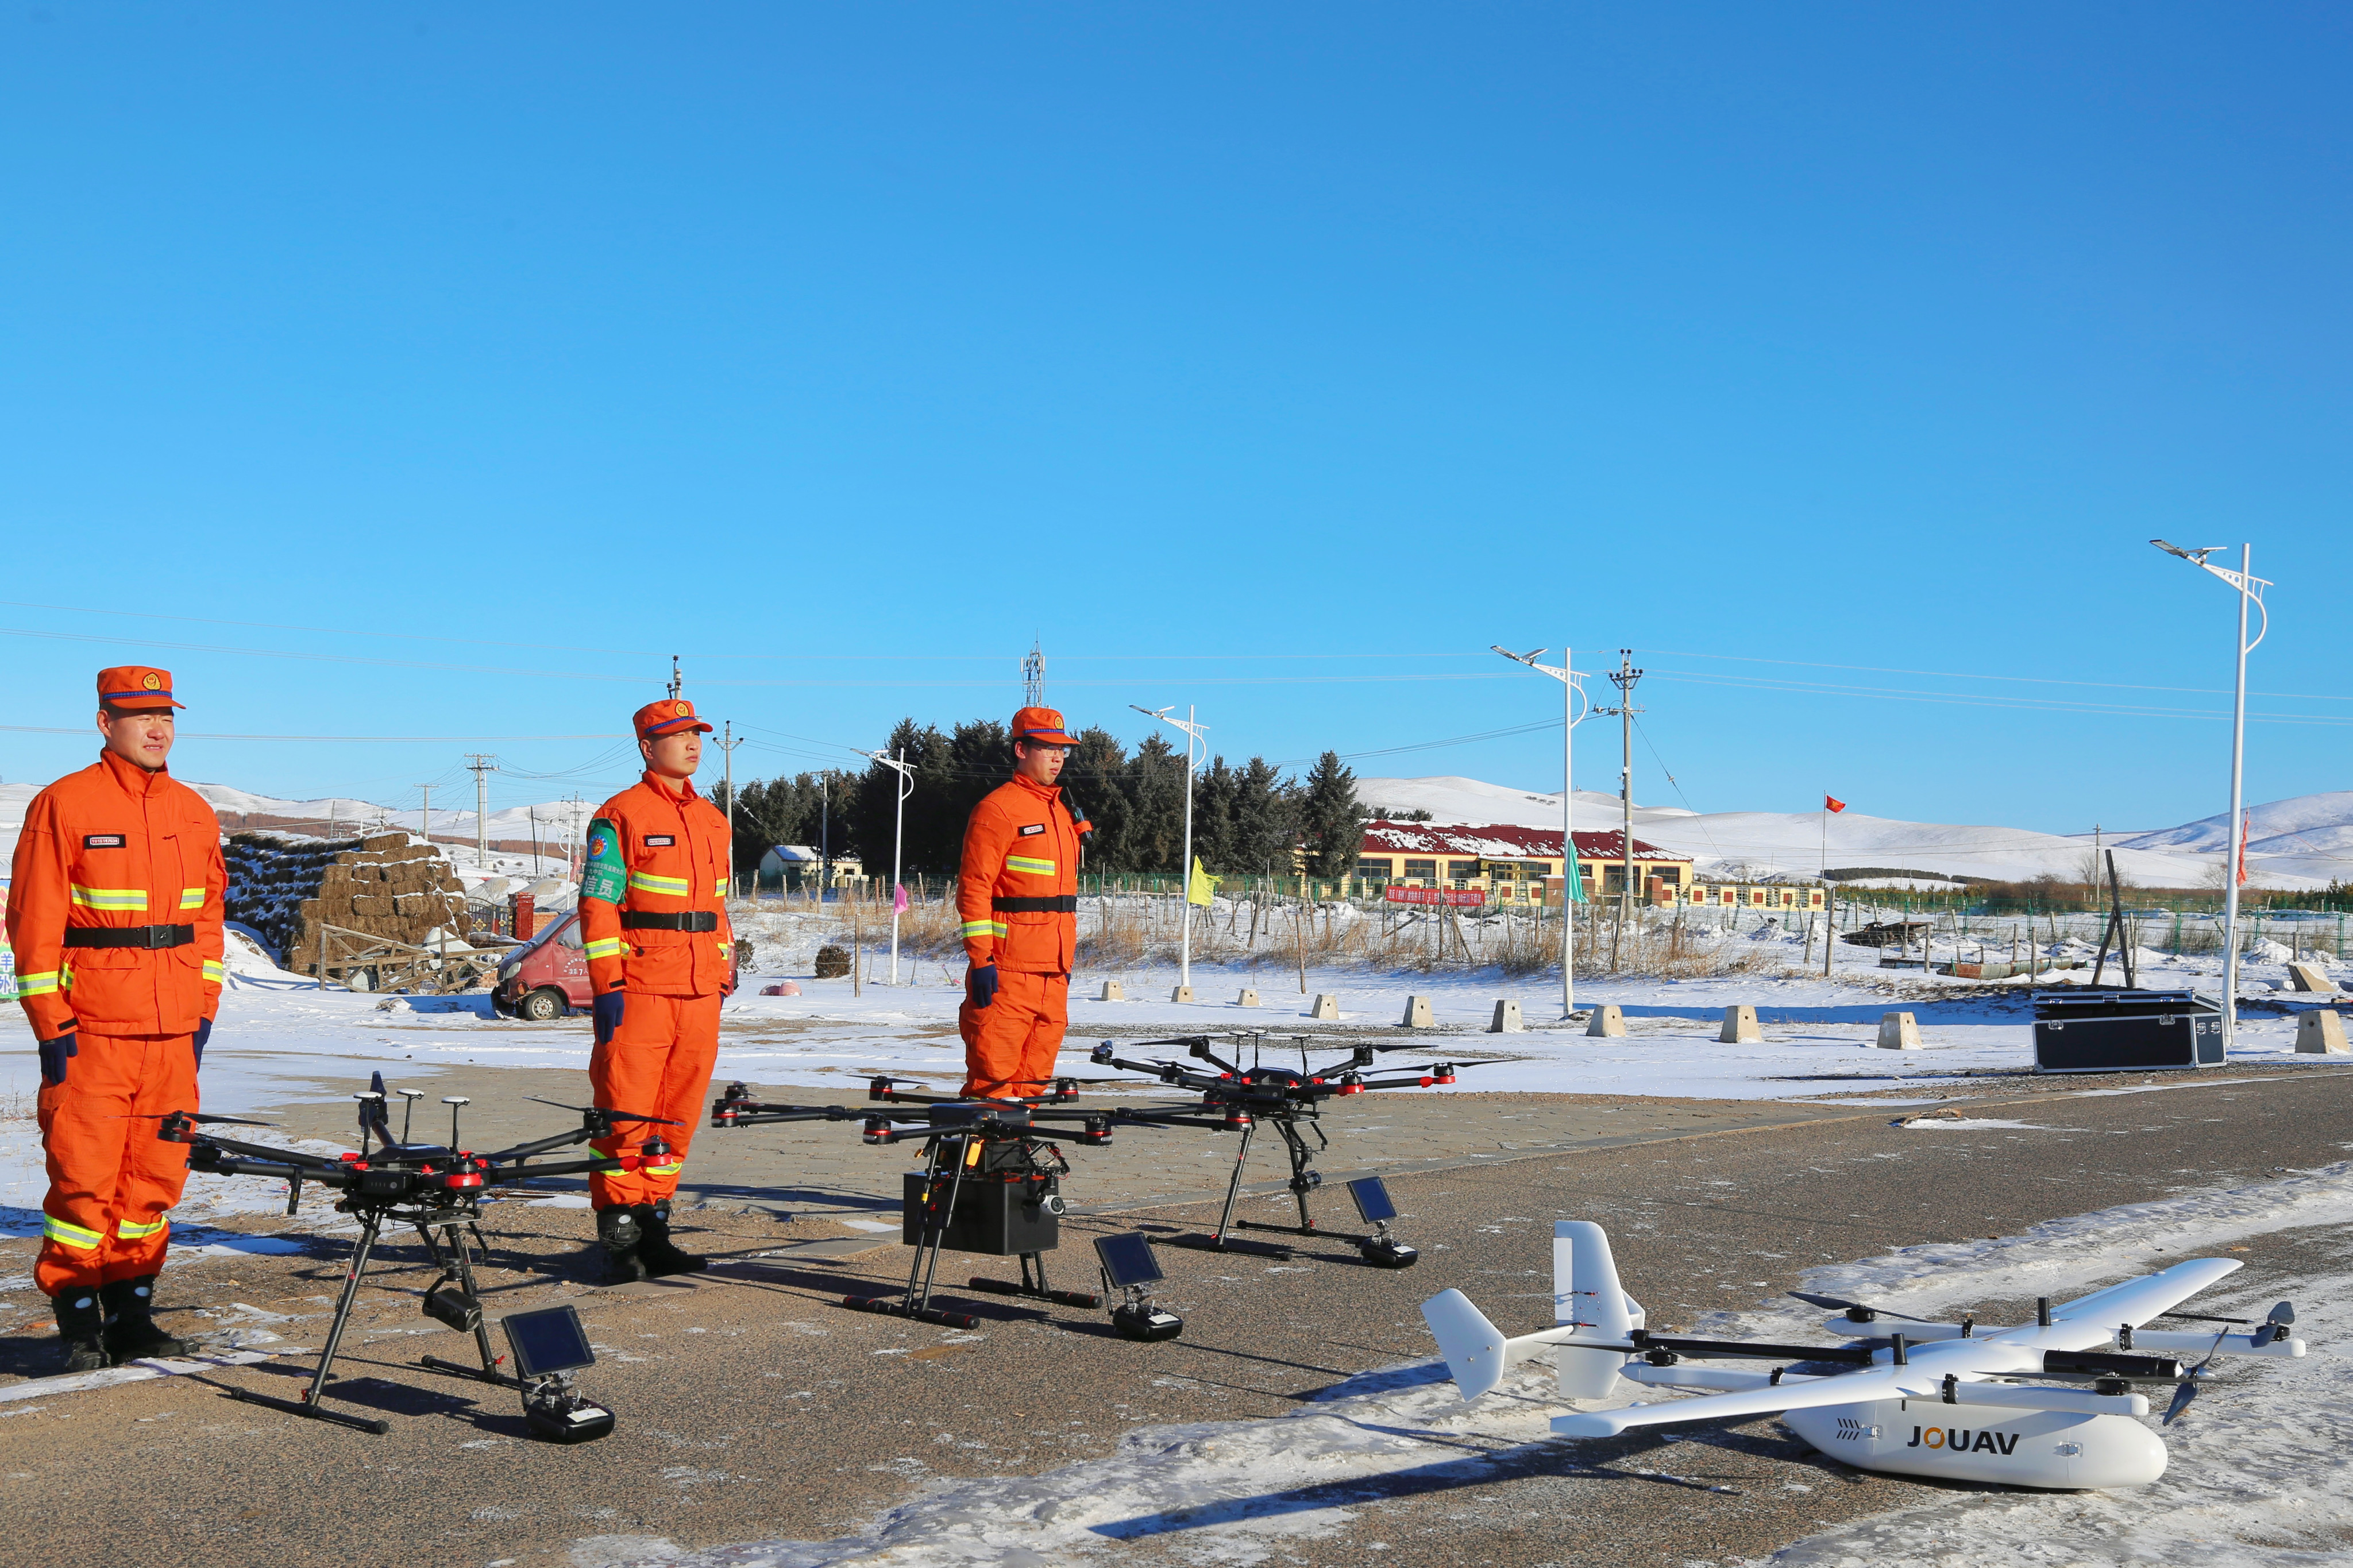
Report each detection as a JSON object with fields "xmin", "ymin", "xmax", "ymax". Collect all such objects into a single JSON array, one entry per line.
[
  {"xmin": 634, "ymin": 697, "xmax": 713, "ymax": 739},
  {"xmin": 1011, "ymin": 706, "xmax": 1077, "ymax": 746},
  {"xmin": 97, "ymin": 666, "xmax": 185, "ymax": 712}
]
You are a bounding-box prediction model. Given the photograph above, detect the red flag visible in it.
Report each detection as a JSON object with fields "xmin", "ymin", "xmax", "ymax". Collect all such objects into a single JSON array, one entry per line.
[
  {"xmin": 2236, "ymin": 810, "xmax": 2250, "ymax": 887},
  {"xmin": 1824, "ymin": 795, "xmax": 1847, "ymax": 814}
]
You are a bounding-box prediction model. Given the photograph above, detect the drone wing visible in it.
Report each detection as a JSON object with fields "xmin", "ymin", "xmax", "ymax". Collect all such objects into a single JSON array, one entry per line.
[
  {"xmin": 1552, "ymin": 1364, "xmax": 1911, "ymax": 1438},
  {"xmin": 1995, "ymin": 1258, "xmax": 2244, "ymax": 1350}
]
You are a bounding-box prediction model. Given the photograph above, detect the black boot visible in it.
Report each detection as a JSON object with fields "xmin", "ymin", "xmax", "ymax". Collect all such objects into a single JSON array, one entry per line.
[
  {"xmin": 635, "ymin": 1202, "xmax": 708, "ymax": 1278},
  {"xmin": 101, "ymin": 1276, "xmax": 191, "ymax": 1362},
  {"xmin": 51, "ymin": 1288, "xmax": 109, "ymax": 1374},
  {"xmin": 596, "ymin": 1204, "xmax": 648, "ymax": 1284}
]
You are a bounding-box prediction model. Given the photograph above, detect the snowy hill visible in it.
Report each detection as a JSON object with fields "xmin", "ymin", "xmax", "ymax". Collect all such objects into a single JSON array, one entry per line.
[{"xmin": 1356, "ymin": 775, "xmax": 2335, "ymax": 890}]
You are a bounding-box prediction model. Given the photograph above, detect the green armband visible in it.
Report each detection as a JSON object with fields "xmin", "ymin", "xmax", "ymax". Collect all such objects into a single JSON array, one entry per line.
[{"xmin": 581, "ymin": 817, "xmax": 626, "ymax": 904}]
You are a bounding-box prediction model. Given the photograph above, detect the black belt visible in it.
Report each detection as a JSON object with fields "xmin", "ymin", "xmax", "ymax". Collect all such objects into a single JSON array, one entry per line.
[
  {"xmin": 64, "ymin": 924, "xmax": 195, "ymax": 950},
  {"xmin": 621, "ymin": 911, "xmax": 720, "ymax": 932},
  {"xmin": 992, "ymin": 895, "xmax": 1077, "ymax": 914}
]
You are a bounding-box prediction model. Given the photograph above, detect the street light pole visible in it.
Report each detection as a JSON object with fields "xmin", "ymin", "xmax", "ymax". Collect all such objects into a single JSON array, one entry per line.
[
  {"xmin": 2151, "ymin": 539, "xmax": 2271, "ymax": 1053},
  {"xmin": 1492, "ymin": 646, "xmax": 1590, "ymax": 1017},
  {"xmin": 1131, "ymin": 703, "xmax": 1208, "ymax": 995},
  {"xmin": 864, "ymin": 748, "xmax": 917, "ymax": 985}
]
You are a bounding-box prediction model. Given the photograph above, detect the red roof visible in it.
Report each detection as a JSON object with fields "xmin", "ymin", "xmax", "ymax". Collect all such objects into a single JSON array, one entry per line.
[{"xmin": 1359, "ymin": 821, "xmax": 1684, "ymax": 862}]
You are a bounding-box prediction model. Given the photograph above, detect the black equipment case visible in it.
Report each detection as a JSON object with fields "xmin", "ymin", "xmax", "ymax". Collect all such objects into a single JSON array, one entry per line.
[
  {"xmin": 901, "ymin": 1144, "xmax": 1063, "ymax": 1256},
  {"xmin": 2031, "ymin": 988, "xmax": 2224, "ymax": 1073}
]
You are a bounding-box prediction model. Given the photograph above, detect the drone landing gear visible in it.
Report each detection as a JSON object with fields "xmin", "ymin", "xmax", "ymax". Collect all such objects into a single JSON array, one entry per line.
[
  {"xmin": 966, "ymin": 1251, "xmax": 1102, "ymax": 1309},
  {"xmin": 1159, "ymin": 1117, "xmax": 1420, "ymax": 1268}
]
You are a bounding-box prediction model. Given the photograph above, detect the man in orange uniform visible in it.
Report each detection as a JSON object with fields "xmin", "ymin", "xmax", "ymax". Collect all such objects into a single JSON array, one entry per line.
[
  {"xmin": 956, "ymin": 706, "xmax": 1090, "ymax": 1100},
  {"xmin": 577, "ymin": 697, "xmax": 736, "ymax": 1281},
  {"xmin": 7, "ymin": 667, "xmax": 225, "ymax": 1370}
]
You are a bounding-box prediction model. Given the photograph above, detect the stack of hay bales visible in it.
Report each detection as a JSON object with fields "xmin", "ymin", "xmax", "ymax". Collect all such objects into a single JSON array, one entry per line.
[{"xmin": 224, "ymin": 830, "xmax": 469, "ymax": 974}]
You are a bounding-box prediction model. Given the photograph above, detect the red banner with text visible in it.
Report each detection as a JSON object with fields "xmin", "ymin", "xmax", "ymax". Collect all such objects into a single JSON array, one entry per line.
[{"xmin": 1383, "ymin": 886, "xmax": 1486, "ymax": 908}]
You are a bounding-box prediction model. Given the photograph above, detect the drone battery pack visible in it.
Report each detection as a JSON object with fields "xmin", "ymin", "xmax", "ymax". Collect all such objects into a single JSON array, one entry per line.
[
  {"xmin": 2032, "ymin": 988, "xmax": 2223, "ymax": 1073},
  {"xmin": 902, "ymin": 1172, "xmax": 1060, "ymax": 1256}
]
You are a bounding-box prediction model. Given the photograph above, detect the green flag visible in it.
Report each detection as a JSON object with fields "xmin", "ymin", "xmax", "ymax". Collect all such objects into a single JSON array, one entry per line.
[
  {"xmin": 1563, "ymin": 851, "xmax": 1588, "ymax": 905},
  {"xmin": 1187, "ymin": 856, "xmax": 1218, "ymax": 907}
]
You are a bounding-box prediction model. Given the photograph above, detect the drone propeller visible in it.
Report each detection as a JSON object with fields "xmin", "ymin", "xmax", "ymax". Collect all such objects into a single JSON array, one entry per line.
[
  {"xmin": 1789, "ymin": 1289, "xmax": 1946, "ymax": 1326},
  {"xmin": 2251, "ymin": 1300, "xmax": 2297, "ymax": 1348},
  {"xmin": 522, "ymin": 1095, "xmax": 684, "ymax": 1127},
  {"xmin": 2163, "ymin": 1338, "xmax": 2228, "ymax": 1426},
  {"xmin": 118, "ymin": 1111, "xmax": 276, "ymax": 1127}
]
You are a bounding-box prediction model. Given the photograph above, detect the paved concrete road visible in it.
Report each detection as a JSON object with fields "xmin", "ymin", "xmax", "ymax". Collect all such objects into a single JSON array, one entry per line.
[{"xmin": 1, "ymin": 1063, "xmax": 2347, "ymax": 1566}]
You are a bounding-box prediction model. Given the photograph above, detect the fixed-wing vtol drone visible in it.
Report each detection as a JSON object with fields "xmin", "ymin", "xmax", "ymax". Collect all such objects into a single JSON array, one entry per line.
[{"xmin": 1424, "ymin": 1222, "xmax": 2305, "ymax": 1488}]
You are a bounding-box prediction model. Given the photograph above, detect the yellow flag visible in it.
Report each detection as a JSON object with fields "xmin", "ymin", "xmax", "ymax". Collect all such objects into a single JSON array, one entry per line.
[{"xmin": 1187, "ymin": 856, "xmax": 1218, "ymax": 906}]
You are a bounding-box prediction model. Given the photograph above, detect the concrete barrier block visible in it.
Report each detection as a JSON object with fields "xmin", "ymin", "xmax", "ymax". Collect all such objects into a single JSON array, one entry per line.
[
  {"xmin": 2296, "ymin": 1010, "xmax": 2350, "ymax": 1054},
  {"xmin": 1585, "ymin": 1005, "xmax": 1627, "ymax": 1038},
  {"xmin": 1098, "ymin": 980, "xmax": 1125, "ymax": 1002},
  {"xmin": 1236, "ymin": 988, "xmax": 1260, "ymax": 1007},
  {"xmin": 1719, "ymin": 1005, "xmax": 1762, "ymax": 1044},
  {"xmin": 1402, "ymin": 995, "xmax": 1435, "ymax": 1028},
  {"xmin": 2289, "ymin": 962, "xmax": 2338, "ymax": 994},
  {"xmin": 1490, "ymin": 999, "xmax": 1524, "ymax": 1033},
  {"xmin": 1171, "ymin": 985, "xmax": 1195, "ymax": 1004},
  {"xmin": 1309, "ymin": 994, "xmax": 1341, "ymax": 1020},
  {"xmin": 1876, "ymin": 1010, "xmax": 1923, "ymax": 1051}
]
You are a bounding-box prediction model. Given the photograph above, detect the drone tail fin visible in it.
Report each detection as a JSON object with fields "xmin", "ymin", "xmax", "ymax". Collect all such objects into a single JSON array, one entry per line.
[
  {"xmin": 1555, "ymin": 1221, "xmax": 1640, "ymax": 1399},
  {"xmin": 1422, "ymin": 1288, "xmax": 1514, "ymax": 1402}
]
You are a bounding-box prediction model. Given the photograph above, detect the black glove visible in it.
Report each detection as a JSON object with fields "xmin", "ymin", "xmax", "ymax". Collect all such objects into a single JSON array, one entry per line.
[
  {"xmin": 193, "ymin": 1016, "xmax": 212, "ymax": 1071},
  {"xmin": 37, "ymin": 1029, "xmax": 77, "ymax": 1087},
  {"xmin": 593, "ymin": 991, "xmax": 626, "ymax": 1045},
  {"xmin": 967, "ymin": 962, "xmax": 1000, "ymax": 1010}
]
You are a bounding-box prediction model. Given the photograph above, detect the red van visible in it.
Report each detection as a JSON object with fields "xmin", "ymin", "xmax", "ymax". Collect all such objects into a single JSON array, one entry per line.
[
  {"xmin": 489, "ymin": 909, "xmax": 740, "ymax": 1020},
  {"xmin": 489, "ymin": 910, "xmax": 592, "ymax": 1020}
]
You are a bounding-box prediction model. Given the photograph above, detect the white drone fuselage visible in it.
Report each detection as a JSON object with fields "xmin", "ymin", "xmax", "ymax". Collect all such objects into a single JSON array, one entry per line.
[{"xmin": 1421, "ymin": 1222, "xmax": 2305, "ymax": 1490}]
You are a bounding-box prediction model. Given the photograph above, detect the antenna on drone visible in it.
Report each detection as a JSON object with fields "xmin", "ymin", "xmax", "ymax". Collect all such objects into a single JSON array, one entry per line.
[{"xmin": 1022, "ymin": 640, "xmax": 1046, "ymax": 707}]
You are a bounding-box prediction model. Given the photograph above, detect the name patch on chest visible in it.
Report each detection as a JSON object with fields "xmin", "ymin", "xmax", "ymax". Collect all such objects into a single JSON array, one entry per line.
[
  {"xmin": 643, "ymin": 835, "xmax": 676, "ymax": 847},
  {"xmin": 1018, "ymin": 824, "xmax": 1046, "ymax": 836},
  {"xmin": 82, "ymin": 834, "xmax": 127, "ymax": 849}
]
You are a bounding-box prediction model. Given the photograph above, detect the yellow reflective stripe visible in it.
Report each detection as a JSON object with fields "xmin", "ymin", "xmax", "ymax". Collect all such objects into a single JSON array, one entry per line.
[
  {"xmin": 1005, "ymin": 856, "xmax": 1056, "ymax": 876},
  {"xmin": 116, "ymin": 1217, "xmax": 168, "ymax": 1241},
  {"xmin": 713, "ymin": 880, "xmax": 727, "ymax": 898},
  {"xmin": 43, "ymin": 1215, "xmax": 103, "ymax": 1251},
  {"xmin": 14, "ymin": 971, "xmax": 60, "ymax": 998},
  {"xmin": 583, "ymin": 937, "xmax": 625, "ymax": 960},
  {"xmin": 627, "ymin": 870, "xmax": 690, "ymax": 897},
  {"xmin": 643, "ymin": 1161, "xmax": 684, "ymax": 1176},
  {"xmin": 179, "ymin": 887, "xmax": 207, "ymax": 910},
  {"xmin": 70, "ymin": 885, "xmax": 148, "ymax": 910},
  {"xmin": 201, "ymin": 960, "xmax": 226, "ymax": 983},
  {"xmin": 959, "ymin": 918, "xmax": 1009, "ymax": 939}
]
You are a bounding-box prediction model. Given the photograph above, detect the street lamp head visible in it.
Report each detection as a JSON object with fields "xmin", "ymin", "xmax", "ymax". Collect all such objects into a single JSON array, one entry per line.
[
  {"xmin": 2150, "ymin": 539, "xmax": 2223, "ymax": 565},
  {"xmin": 1129, "ymin": 704, "xmax": 1173, "ymax": 721},
  {"xmin": 1491, "ymin": 645, "xmax": 1545, "ymax": 666}
]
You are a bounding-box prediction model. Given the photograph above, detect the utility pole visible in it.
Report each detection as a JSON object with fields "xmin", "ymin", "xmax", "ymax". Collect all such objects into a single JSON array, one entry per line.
[
  {"xmin": 819, "ymin": 772, "xmax": 831, "ymax": 900},
  {"xmin": 719, "ymin": 720, "xmax": 746, "ymax": 900},
  {"xmin": 414, "ymin": 784, "xmax": 435, "ymax": 848},
  {"xmin": 863, "ymin": 748, "xmax": 917, "ymax": 984},
  {"xmin": 1132, "ymin": 704, "xmax": 1209, "ymax": 998},
  {"xmin": 1590, "ymin": 651, "xmax": 1644, "ymax": 967},
  {"xmin": 666, "ymin": 655, "xmax": 682, "ymax": 701},
  {"xmin": 1023, "ymin": 640, "xmax": 1046, "ymax": 708},
  {"xmin": 464, "ymin": 755, "xmax": 498, "ymax": 871}
]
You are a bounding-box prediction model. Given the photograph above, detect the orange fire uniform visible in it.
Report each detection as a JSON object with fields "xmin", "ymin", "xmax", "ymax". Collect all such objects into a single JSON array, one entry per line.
[
  {"xmin": 7, "ymin": 673, "xmax": 224, "ymax": 1297},
  {"xmin": 957, "ymin": 708, "xmax": 1086, "ymax": 1099},
  {"xmin": 577, "ymin": 700, "xmax": 735, "ymax": 1210}
]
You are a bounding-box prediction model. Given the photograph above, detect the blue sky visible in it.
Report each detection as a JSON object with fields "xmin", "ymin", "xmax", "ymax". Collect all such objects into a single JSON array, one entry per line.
[{"xmin": 2, "ymin": 4, "xmax": 2346, "ymax": 835}]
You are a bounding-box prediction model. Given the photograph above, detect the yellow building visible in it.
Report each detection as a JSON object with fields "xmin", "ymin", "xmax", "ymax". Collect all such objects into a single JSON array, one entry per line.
[{"xmin": 1356, "ymin": 821, "xmax": 1824, "ymax": 910}]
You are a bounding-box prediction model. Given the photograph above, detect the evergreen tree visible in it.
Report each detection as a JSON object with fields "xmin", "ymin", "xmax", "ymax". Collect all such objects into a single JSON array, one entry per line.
[
  {"xmin": 1191, "ymin": 756, "xmax": 1238, "ymax": 874},
  {"xmin": 1119, "ymin": 732, "xmax": 1187, "ymax": 872},
  {"xmin": 1299, "ymin": 750, "xmax": 1367, "ymax": 878},
  {"xmin": 1231, "ymin": 756, "xmax": 1299, "ymax": 875}
]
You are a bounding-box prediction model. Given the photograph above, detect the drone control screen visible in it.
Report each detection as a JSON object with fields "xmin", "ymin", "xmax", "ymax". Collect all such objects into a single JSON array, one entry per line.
[
  {"xmin": 1094, "ymin": 1233, "xmax": 1165, "ymax": 1289},
  {"xmin": 1348, "ymin": 1177, "xmax": 1398, "ymax": 1224},
  {"xmin": 504, "ymin": 1305, "xmax": 596, "ymax": 1377}
]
